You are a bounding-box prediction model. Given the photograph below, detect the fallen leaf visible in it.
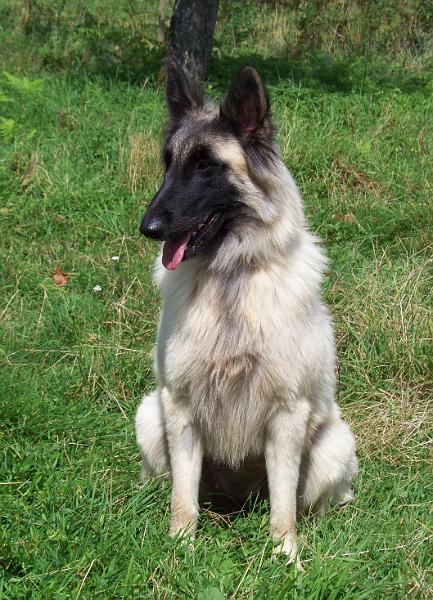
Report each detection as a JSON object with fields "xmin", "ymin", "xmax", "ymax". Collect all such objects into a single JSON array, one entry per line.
[
  {"xmin": 334, "ymin": 212, "xmax": 358, "ymax": 224},
  {"xmin": 332, "ymin": 156, "xmax": 380, "ymax": 194},
  {"xmin": 53, "ymin": 266, "xmax": 70, "ymax": 286}
]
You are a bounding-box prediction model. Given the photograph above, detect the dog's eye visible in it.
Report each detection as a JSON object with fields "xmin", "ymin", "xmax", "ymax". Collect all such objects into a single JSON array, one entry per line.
[{"xmin": 196, "ymin": 159, "xmax": 211, "ymax": 171}]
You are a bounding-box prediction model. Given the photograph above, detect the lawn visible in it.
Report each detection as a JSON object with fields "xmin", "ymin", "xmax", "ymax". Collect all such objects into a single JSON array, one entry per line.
[{"xmin": 1, "ymin": 2, "xmax": 432, "ymax": 598}]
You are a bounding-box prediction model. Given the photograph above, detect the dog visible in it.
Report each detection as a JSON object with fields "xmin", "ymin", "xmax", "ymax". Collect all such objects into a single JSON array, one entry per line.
[{"xmin": 135, "ymin": 63, "xmax": 357, "ymax": 564}]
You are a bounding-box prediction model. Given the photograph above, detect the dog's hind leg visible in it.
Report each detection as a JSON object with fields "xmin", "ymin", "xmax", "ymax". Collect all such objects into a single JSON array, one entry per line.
[
  {"xmin": 135, "ymin": 390, "xmax": 170, "ymax": 481},
  {"xmin": 297, "ymin": 417, "xmax": 358, "ymax": 515}
]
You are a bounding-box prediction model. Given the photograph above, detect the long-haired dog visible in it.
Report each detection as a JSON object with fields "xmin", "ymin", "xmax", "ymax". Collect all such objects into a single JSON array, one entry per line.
[{"xmin": 136, "ymin": 64, "xmax": 357, "ymax": 564}]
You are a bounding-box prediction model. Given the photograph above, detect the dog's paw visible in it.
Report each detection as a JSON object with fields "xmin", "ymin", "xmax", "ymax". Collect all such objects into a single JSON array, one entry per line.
[
  {"xmin": 169, "ymin": 516, "xmax": 197, "ymax": 541},
  {"xmin": 272, "ymin": 536, "xmax": 303, "ymax": 571},
  {"xmin": 337, "ymin": 488, "xmax": 354, "ymax": 505},
  {"xmin": 169, "ymin": 527, "xmax": 196, "ymax": 553}
]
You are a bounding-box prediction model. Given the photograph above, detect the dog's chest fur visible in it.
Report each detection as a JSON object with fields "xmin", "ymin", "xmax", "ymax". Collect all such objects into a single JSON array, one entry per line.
[{"xmin": 155, "ymin": 259, "xmax": 317, "ymax": 466}]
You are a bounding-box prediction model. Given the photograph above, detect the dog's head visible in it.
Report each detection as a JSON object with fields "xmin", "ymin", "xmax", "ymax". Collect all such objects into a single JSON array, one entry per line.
[{"xmin": 140, "ymin": 64, "xmax": 281, "ymax": 271}]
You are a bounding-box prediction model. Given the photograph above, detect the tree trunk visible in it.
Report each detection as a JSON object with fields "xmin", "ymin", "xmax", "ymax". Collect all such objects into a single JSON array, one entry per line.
[
  {"xmin": 168, "ymin": 0, "xmax": 220, "ymax": 84},
  {"xmin": 158, "ymin": 0, "xmax": 167, "ymax": 44}
]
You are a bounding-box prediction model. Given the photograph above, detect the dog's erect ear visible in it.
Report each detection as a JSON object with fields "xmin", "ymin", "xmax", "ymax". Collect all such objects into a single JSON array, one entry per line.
[
  {"xmin": 166, "ymin": 63, "xmax": 204, "ymax": 123},
  {"xmin": 220, "ymin": 66, "xmax": 271, "ymax": 139}
]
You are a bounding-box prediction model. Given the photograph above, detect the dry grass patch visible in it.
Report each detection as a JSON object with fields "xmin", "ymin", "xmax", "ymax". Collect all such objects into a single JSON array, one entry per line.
[
  {"xmin": 350, "ymin": 382, "xmax": 432, "ymax": 466},
  {"xmin": 123, "ymin": 131, "xmax": 162, "ymax": 194},
  {"xmin": 337, "ymin": 246, "xmax": 433, "ymax": 465}
]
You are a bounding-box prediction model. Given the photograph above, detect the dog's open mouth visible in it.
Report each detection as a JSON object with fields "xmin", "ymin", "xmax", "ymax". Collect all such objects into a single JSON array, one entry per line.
[{"xmin": 162, "ymin": 213, "xmax": 222, "ymax": 270}]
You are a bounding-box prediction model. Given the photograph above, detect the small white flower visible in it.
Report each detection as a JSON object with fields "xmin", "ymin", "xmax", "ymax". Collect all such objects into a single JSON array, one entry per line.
[
  {"xmin": 93, "ymin": 284, "xmax": 102, "ymax": 293},
  {"xmin": 111, "ymin": 256, "xmax": 120, "ymax": 262}
]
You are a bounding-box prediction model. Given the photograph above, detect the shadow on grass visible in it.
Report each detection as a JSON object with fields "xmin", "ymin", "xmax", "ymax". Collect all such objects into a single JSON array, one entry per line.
[
  {"xmin": 200, "ymin": 492, "xmax": 268, "ymax": 521},
  {"xmin": 3, "ymin": 27, "xmax": 432, "ymax": 97},
  {"xmin": 59, "ymin": 46, "xmax": 433, "ymax": 96},
  {"xmin": 2, "ymin": 0, "xmax": 432, "ymax": 94},
  {"xmin": 209, "ymin": 51, "xmax": 433, "ymax": 95}
]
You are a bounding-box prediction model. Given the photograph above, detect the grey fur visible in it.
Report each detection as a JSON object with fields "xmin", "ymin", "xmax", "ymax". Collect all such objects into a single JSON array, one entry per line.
[{"xmin": 135, "ymin": 67, "xmax": 357, "ymax": 565}]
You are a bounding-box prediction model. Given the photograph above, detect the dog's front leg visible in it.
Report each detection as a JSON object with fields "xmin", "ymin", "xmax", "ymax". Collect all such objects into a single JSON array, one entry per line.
[
  {"xmin": 162, "ymin": 389, "xmax": 203, "ymax": 539},
  {"xmin": 265, "ymin": 399, "xmax": 310, "ymax": 564}
]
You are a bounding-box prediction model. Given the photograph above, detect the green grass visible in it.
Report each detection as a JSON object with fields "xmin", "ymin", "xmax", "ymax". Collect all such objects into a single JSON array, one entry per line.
[{"xmin": 1, "ymin": 2, "xmax": 433, "ymax": 598}]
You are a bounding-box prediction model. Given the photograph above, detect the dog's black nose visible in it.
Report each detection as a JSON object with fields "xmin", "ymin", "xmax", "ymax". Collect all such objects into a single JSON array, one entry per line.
[{"xmin": 140, "ymin": 216, "xmax": 164, "ymax": 240}]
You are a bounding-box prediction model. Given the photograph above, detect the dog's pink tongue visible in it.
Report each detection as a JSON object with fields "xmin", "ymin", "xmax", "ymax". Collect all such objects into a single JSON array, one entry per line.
[{"xmin": 162, "ymin": 232, "xmax": 192, "ymax": 270}]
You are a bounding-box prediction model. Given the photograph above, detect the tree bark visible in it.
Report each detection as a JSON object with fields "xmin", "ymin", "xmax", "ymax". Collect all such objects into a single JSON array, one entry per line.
[
  {"xmin": 158, "ymin": 0, "xmax": 167, "ymax": 44},
  {"xmin": 168, "ymin": 0, "xmax": 220, "ymax": 84}
]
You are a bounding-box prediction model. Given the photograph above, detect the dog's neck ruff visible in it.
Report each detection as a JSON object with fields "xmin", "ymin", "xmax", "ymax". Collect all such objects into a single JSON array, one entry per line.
[{"xmin": 206, "ymin": 162, "xmax": 310, "ymax": 274}]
